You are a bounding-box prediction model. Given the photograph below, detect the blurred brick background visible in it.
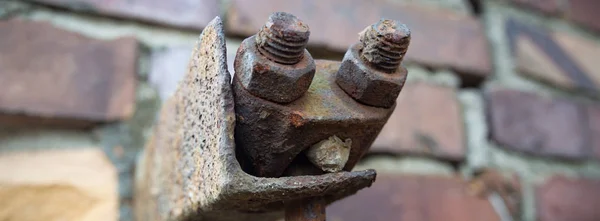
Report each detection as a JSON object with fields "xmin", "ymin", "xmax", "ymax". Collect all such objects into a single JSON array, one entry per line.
[{"xmin": 1, "ymin": 0, "xmax": 600, "ymax": 220}]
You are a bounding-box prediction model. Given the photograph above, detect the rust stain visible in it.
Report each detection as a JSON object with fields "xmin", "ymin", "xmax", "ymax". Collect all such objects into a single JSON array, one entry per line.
[
  {"xmin": 253, "ymin": 62, "xmax": 270, "ymax": 74},
  {"xmin": 289, "ymin": 111, "xmax": 305, "ymax": 127}
]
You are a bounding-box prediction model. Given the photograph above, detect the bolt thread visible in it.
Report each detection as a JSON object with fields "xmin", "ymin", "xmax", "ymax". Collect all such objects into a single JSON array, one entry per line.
[
  {"xmin": 255, "ymin": 12, "xmax": 310, "ymax": 65},
  {"xmin": 359, "ymin": 19, "xmax": 411, "ymax": 72}
]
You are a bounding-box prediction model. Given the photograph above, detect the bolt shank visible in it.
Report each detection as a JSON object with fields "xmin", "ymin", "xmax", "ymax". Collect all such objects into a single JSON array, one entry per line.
[{"xmin": 285, "ymin": 198, "xmax": 327, "ymax": 221}]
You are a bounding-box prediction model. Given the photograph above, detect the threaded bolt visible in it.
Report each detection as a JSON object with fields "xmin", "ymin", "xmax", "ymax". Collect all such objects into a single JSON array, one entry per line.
[
  {"xmin": 359, "ymin": 19, "xmax": 410, "ymax": 72},
  {"xmin": 255, "ymin": 12, "xmax": 310, "ymax": 65}
]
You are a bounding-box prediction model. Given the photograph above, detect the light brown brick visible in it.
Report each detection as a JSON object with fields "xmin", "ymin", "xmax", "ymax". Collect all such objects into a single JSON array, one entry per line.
[
  {"xmin": 0, "ymin": 148, "xmax": 117, "ymax": 221},
  {"xmin": 0, "ymin": 20, "xmax": 137, "ymax": 128},
  {"xmin": 371, "ymin": 82, "xmax": 465, "ymax": 162}
]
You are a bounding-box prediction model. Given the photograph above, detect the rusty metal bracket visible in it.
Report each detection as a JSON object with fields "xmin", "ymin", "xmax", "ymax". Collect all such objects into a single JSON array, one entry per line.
[{"xmin": 135, "ymin": 13, "xmax": 410, "ymax": 221}]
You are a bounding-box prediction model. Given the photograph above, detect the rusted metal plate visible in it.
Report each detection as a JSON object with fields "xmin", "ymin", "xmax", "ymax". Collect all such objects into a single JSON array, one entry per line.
[
  {"xmin": 134, "ymin": 17, "xmax": 376, "ymax": 221},
  {"xmin": 234, "ymin": 60, "xmax": 394, "ymax": 178}
]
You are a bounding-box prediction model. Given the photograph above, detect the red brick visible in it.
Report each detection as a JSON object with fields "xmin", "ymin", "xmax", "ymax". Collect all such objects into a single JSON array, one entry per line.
[
  {"xmin": 227, "ymin": 0, "xmax": 491, "ymax": 80},
  {"xmin": 536, "ymin": 176, "xmax": 600, "ymax": 221},
  {"xmin": 588, "ymin": 105, "xmax": 600, "ymax": 160},
  {"xmin": 566, "ymin": 0, "xmax": 600, "ymax": 33},
  {"xmin": 486, "ymin": 89, "xmax": 588, "ymax": 159},
  {"xmin": 553, "ymin": 30, "xmax": 600, "ymax": 91},
  {"xmin": 0, "ymin": 20, "xmax": 137, "ymax": 127},
  {"xmin": 507, "ymin": 0, "xmax": 600, "ymax": 33},
  {"xmin": 371, "ymin": 82, "xmax": 465, "ymax": 162},
  {"xmin": 327, "ymin": 175, "xmax": 500, "ymax": 221},
  {"xmin": 32, "ymin": 0, "xmax": 219, "ymax": 29},
  {"xmin": 508, "ymin": 0, "xmax": 562, "ymax": 15},
  {"xmin": 508, "ymin": 19, "xmax": 600, "ymax": 93}
]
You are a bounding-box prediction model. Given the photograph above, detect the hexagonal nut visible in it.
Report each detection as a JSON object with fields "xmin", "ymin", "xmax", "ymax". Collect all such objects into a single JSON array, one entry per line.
[
  {"xmin": 335, "ymin": 44, "xmax": 407, "ymax": 108},
  {"xmin": 233, "ymin": 36, "xmax": 316, "ymax": 103}
]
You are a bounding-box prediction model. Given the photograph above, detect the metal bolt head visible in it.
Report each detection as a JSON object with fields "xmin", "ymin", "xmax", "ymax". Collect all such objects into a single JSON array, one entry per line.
[
  {"xmin": 336, "ymin": 43, "xmax": 407, "ymax": 108},
  {"xmin": 234, "ymin": 37, "xmax": 315, "ymax": 103}
]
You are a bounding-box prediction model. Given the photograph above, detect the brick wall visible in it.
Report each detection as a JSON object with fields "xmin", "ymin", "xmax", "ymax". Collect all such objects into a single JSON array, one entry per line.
[{"xmin": 1, "ymin": 0, "xmax": 600, "ymax": 220}]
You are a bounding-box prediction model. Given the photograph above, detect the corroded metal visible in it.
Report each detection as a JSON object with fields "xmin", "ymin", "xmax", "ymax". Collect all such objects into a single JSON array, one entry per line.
[
  {"xmin": 335, "ymin": 44, "xmax": 408, "ymax": 108},
  {"xmin": 134, "ymin": 17, "xmax": 377, "ymax": 221},
  {"xmin": 235, "ymin": 37, "xmax": 315, "ymax": 104},
  {"xmin": 256, "ymin": 12, "xmax": 310, "ymax": 65},
  {"xmin": 336, "ymin": 19, "xmax": 410, "ymax": 108},
  {"xmin": 233, "ymin": 60, "xmax": 395, "ymax": 178},
  {"xmin": 236, "ymin": 12, "xmax": 315, "ymax": 104},
  {"xmin": 359, "ymin": 19, "xmax": 410, "ymax": 72},
  {"xmin": 285, "ymin": 198, "xmax": 326, "ymax": 221},
  {"xmin": 232, "ymin": 17, "xmax": 411, "ymax": 221}
]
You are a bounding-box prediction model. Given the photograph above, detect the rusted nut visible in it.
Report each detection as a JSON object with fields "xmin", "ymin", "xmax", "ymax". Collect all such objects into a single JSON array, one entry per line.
[
  {"xmin": 234, "ymin": 12, "xmax": 316, "ymax": 104},
  {"xmin": 235, "ymin": 38, "xmax": 316, "ymax": 103},
  {"xmin": 256, "ymin": 12, "xmax": 310, "ymax": 65},
  {"xmin": 335, "ymin": 19, "xmax": 410, "ymax": 108},
  {"xmin": 335, "ymin": 44, "xmax": 408, "ymax": 108},
  {"xmin": 360, "ymin": 19, "xmax": 410, "ymax": 72}
]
